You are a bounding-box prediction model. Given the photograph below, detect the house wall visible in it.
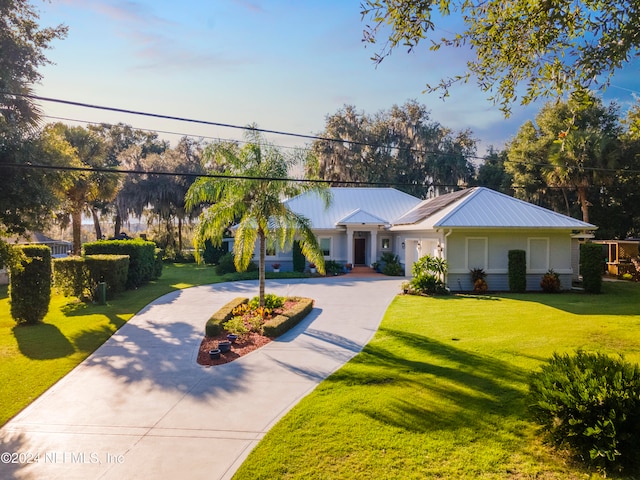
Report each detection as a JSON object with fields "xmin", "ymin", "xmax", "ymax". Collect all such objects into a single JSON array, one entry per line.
[{"xmin": 445, "ymin": 229, "xmax": 573, "ymax": 291}]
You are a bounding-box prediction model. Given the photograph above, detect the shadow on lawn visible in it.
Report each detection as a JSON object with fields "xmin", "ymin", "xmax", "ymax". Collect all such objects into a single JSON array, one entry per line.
[
  {"xmin": 338, "ymin": 327, "xmax": 530, "ymax": 434},
  {"xmin": 12, "ymin": 323, "xmax": 75, "ymax": 359}
]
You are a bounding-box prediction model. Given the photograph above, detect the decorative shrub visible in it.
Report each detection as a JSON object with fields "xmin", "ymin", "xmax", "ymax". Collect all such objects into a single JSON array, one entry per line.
[
  {"xmin": 529, "ymin": 351, "xmax": 640, "ymax": 474},
  {"xmin": 53, "ymin": 256, "xmax": 90, "ymax": 298},
  {"xmin": 153, "ymin": 248, "xmax": 163, "ymax": 278},
  {"xmin": 249, "ymin": 293, "xmax": 284, "ymax": 310},
  {"xmin": 205, "ymin": 297, "xmax": 248, "ymax": 336},
  {"xmin": 470, "ymin": 268, "xmax": 488, "ymax": 292},
  {"xmin": 380, "ymin": 252, "xmax": 404, "ymax": 276},
  {"xmin": 223, "ymin": 316, "xmax": 250, "ymax": 337},
  {"xmin": 216, "ymin": 252, "xmax": 236, "ymax": 275},
  {"xmin": 83, "ymin": 239, "xmax": 160, "ymax": 289},
  {"xmin": 324, "ymin": 260, "xmax": 343, "ymax": 276},
  {"xmin": 409, "ymin": 255, "xmax": 447, "ymax": 295},
  {"xmin": 540, "ymin": 269, "xmax": 561, "ymax": 293},
  {"xmin": 508, "ymin": 249, "xmax": 526, "ymax": 292},
  {"xmin": 580, "ymin": 242, "xmax": 604, "ymax": 294},
  {"xmin": 263, "ymin": 297, "xmax": 314, "ymax": 337},
  {"xmin": 9, "ymin": 245, "xmax": 52, "ymax": 324},
  {"xmin": 292, "ymin": 241, "xmax": 305, "ymax": 272}
]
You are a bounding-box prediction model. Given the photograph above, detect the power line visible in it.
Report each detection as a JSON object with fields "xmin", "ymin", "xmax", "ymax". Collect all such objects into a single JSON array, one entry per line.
[
  {"xmin": 1, "ymin": 162, "xmax": 468, "ymax": 189},
  {"xmin": 6, "ymin": 91, "xmax": 487, "ymax": 161}
]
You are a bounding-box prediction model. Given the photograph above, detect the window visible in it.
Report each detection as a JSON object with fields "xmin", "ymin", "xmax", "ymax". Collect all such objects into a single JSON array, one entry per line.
[
  {"xmin": 319, "ymin": 237, "xmax": 331, "ymax": 257},
  {"xmin": 381, "ymin": 238, "xmax": 391, "ymax": 250},
  {"xmin": 466, "ymin": 237, "xmax": 488, "ymax": 270},
  {"xmin": 528, "ymin": 238, "xmax": 549, "ymax": 272}
]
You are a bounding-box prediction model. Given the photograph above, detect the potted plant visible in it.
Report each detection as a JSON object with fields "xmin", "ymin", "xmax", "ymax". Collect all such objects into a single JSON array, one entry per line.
[
  {"xmin": 272, "ymin": 263, "xmax": 280, "ymax": 273},
  {"xmin": 209, "ymin": 348, "xmax": 221, "ymax": 360},
  {"xmin": 345, "ymin": 263, "xmax": 352, "ymax": 271},
  {"xmin": 470, "ymin": 267, "xmax": 488, "ymax": 293},
  {"xmin": 309, "ymin": 263, "xmax": 317, "ymax": 274}
]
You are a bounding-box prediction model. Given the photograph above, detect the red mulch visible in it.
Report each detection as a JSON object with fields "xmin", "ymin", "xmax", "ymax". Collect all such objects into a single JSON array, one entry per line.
[
  {"xmin": 197, "ymin": 331, "xmax": 272, "ymax": 366},
  {"xmin": 196, "ymin": 298, "xmax": 307, "ymax": 367}
]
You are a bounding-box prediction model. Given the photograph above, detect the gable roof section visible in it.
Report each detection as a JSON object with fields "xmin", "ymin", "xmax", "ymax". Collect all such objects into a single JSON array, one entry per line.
[
  {"xmin": 285, "ymin": 187, "xmax": 422, "ymax": 229},
  {"xmin": 395, "ymin": 187, "xmax": 596, "ymax": 229},
  {"xmin": 336, "ymin": 208, "xmax": 388, "ymax": 225}
]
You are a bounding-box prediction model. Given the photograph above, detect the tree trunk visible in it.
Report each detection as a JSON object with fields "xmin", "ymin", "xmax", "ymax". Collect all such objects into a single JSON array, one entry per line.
[
  {"xmin": 258, "ymin": 228, "xmax": 266, "ymax": 307},
  {"xmin": 71, "ymin": 208, "xmax": 82, "ymax": 255},
  {"xmin": 91, "ymin": 207, "xmax": 103, "ymax": 240},
  {"xmin": 114, "ymin": 211, "xmax": 122, "ymax": 238},
  {"xmin": 178, "ymin": 216, "xmax": 183, "ymax": 252},
  {"xmin": 577, "ymin": 186, "xmax": 590, "ymax": 223}
]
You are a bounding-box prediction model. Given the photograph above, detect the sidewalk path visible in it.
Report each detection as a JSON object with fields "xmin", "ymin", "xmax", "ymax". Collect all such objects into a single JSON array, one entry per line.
[{"xmin": 0, "ymin": 276, "xmax": 402, "ymax": 480}]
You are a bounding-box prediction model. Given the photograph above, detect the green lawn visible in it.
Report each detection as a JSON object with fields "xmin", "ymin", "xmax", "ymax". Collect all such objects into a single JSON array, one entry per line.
[
  {"xmin": 0, "ymin": 263, "xmax": 302, "ymax": 426},
  {"xmin": 234, "ymin": 281, "xmax": 640, "ymax": 479}
]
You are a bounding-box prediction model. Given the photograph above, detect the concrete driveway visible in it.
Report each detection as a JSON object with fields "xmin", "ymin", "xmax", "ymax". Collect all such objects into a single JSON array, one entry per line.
[{"xmin": 0, "ymin": 276, "xmax": 402, "ymax": 480}]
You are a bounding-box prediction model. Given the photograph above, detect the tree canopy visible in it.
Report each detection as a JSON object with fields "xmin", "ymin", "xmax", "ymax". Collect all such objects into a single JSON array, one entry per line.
[
  {"xmin": 310, "ymin": 101, "xmax": 475, "ymax": 197},
  {"xmin": 361, "ymin": 1, "xmax": 640, "ymax": 114}
]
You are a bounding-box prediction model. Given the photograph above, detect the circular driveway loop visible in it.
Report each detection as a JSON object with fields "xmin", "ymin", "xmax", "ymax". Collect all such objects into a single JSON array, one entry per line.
[{"xmin": 0, "ymin": 276, "xmax": 402, "ymax": 480}]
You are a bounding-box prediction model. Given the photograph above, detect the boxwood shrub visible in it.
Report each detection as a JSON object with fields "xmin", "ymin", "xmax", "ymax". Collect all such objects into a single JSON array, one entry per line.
[
  {"xmin": 263, "ymin": 297, "xmax": 314, "ymax": 337},
  {"xmin": 205, "ymin": 297, "xmax": 248, "ymax": 337},
  {"xmin": 529, "ymin": 351, "xmax": 640, "ymax": 474},
  {"xmin": 9, "ymin": 245, "xmax": 52, "ymax": 324},
  {"xmin": 84, "ymin": 239, "xmax": 160, "ymax": 289},
  {"xmin": 508, "ymin": 249, "xmax": 526, "ymax": 292}
]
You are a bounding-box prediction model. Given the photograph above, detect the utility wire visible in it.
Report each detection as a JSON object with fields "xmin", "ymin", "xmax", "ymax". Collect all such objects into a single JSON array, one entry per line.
[
  {"xmin": 7, "ymin": 91, "xmax": 486, "ymax": 160},
  {"xmin": 1, "ymin": 162, "xmax": 469, "ymax": 188}
]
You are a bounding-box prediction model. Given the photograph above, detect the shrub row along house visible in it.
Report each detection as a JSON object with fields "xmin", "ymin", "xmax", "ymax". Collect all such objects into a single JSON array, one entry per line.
[{"xmin": 252, "ymin": 187, "xmax": 596, "ymax": 292}]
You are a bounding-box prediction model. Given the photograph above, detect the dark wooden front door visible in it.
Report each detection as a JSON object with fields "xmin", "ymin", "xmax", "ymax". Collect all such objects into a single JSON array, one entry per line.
[{"xmin": 354, "ymin": 238, "xmax": 366, "ymax": 265}]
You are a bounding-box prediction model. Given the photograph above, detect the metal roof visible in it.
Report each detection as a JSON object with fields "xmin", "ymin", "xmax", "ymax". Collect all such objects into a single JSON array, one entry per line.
[
  {"xmin": 433, "ymin": 187, "xmax": 596, "ymax": 229},
  {"xmin": 394, "ymin": 188, "xmax": 472, "ymax": 225},
  {"xmin": 285, "ymin": 188, "xmax": 422, "ymax": 229}
]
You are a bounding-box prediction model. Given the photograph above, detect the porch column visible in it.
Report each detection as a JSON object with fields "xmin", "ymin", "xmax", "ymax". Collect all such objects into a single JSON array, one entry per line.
[
  {"xmin": 346, "ymin": 229, "xmax": 354, "ymax": 265},
  {"xmin": 370, "ymin": 230, "xmax": 377, "ymax": 267}
]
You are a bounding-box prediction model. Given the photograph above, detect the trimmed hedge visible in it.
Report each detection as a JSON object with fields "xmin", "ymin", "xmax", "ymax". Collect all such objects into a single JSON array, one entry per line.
[
  {"xmin": 205, "ymin": 297, "xmax": 248, "ymax": 337},
  {"xmin": 53, "ymin": 256, "xmax": 89, "ymax": 298},
  {"xmin": 580, "ymin": 242, "xmax": 603, "ymax": 294},
  {"xmin": 9, "ymin": 245, "xmax": 52, "ymax": 324},
  {"xmin": 508, "ymin": 249, "xmax": 527, "ymax": 293},
  {"xmin": 263, "ymin": 297, "xmax": 314, "ymax": 337},
  {"xmin": 85, "ymin": 255, "xmax": 129, "ymax": 299},
  {"xmin": 54, "ymin": 255, "xmax": 129, "ymax": 300},
  {"xmin": 84, "ymin": 239, "xmax": 161, "ymax": 289}
]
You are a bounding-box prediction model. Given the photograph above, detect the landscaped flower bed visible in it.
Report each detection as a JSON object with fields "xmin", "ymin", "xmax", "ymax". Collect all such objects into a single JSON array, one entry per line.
[{"xmin": 197, "ymin": 294, "xmax": 313, "ymax": 366}]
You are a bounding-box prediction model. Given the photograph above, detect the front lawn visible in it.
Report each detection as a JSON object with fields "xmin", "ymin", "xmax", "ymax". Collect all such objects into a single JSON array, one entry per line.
[
  {"xmin": 234, "ymin": 281, "xmax": 640, "ymax": 479},
  {"xmin": 0, "ymin": 263, "xmax": 304, "ymax": 426}
]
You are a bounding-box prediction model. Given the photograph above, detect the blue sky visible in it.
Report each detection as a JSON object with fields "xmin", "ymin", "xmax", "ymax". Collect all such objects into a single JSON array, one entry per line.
[{"xmin": 34, "ymin": 0, "xmax": 640, "ymax": 157}]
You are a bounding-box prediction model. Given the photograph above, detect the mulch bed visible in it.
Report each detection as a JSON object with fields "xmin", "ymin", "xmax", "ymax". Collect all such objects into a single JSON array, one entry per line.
[{"xmin": 197, "ymin": 331, "xmax": 272, "ymax": 366}]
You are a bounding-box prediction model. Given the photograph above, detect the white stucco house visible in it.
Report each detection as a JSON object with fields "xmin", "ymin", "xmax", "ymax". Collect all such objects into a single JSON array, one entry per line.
[{"xmin": 256, "ymin": 187, "xmax": 596, "ymax": 291}]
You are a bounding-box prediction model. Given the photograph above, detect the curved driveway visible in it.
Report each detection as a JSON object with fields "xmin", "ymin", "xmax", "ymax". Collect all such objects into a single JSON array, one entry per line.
[{"xmin": 0, "ymin": 276, "xmax": 402, "ymax": 480}]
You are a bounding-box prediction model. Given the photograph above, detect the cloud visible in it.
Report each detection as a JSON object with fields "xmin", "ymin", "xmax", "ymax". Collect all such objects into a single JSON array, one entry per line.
[{"xmin": 231, "ymin": 0, "xmax": 267, "ymax": 15}]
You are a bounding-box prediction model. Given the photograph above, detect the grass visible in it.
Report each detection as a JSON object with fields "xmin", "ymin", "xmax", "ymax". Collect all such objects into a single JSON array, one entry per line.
[
  {"xmin": 0, "ymin": 263, "xmax": 304, "ymax": 426},
  {"xmin": 233, "ymin": 281, "xmax": 640, "ymax": 480}
]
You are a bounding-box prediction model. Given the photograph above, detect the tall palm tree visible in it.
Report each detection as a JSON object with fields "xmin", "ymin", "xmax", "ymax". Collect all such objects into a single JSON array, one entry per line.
[{"xmin": 186, "ymin": 131, "xmax": 330, "ymax": 306}]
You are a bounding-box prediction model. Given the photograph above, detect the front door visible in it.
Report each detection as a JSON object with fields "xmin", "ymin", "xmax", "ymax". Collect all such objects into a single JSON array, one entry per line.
[{"xmin": 354, "ymin": 238, "xmax": 366, "ymax": 265}]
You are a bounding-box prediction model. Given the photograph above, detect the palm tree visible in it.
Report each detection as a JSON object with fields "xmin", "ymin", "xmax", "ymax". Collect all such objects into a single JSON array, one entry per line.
[{"xmin": 186, "ymin": 131, "xmax": 330, "ymax": 306}]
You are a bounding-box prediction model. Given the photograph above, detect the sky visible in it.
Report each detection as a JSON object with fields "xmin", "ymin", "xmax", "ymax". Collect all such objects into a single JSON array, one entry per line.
[{"xmin": 33, "ymin": 0, "xmax": 640, "ymax": 158}]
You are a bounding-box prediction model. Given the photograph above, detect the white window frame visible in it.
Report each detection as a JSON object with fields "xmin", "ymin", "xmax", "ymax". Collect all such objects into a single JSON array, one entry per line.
[
  {"xmin": 319, "ymin": 237, "xmax": 331, "ymax": 258},
  {"xmin": 527, "ymin": 237, "xmax": 549, "ymax": 273},
  {"xmin": 466, "ymin": 237, "xmax": 488, "ymax": 270}
]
